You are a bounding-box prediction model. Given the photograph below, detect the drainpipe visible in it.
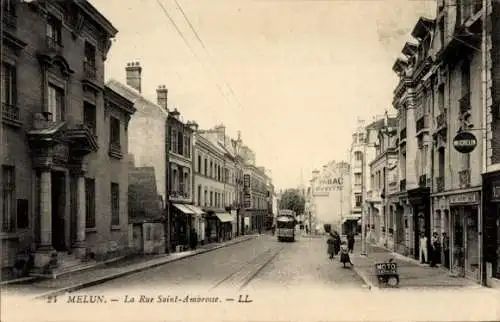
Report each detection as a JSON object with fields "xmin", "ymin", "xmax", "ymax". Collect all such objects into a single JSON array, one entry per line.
[{"xmin": 480, "ymin": 0, "xmax": 489, "ymax": 286}]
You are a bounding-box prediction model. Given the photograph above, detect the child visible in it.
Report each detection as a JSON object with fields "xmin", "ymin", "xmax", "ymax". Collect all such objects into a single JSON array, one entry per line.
[{"xmin": 340, "ymin": 241, "xmax": 354, "ymax": 267}]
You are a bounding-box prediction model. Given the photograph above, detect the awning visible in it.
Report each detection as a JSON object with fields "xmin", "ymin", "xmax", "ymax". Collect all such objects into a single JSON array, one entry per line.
[
  {"xmin": 215, "ymin": 212, "xmax": 233, "ymax": 223},
  {"xmin": 172, "ymin": 203, "xmax": 195, "ymax": 215},
  {"xmin": 184, "ymin": 205, "xmax": 205, "ymax": 216}
]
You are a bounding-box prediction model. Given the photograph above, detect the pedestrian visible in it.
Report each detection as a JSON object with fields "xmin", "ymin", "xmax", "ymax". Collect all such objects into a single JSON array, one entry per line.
[
  {"xmin": 305, "ymin": 225, "xmax": 309, "ymax": 235},
  {"xmin": 442, "ymin": 232, "xmax": 450, "ymax": 269},
  {"xmin": 339, "ymin": 241, "xmax": 354, "ymax": 268},
  {"xmin": 419, "ymin": 232, "xmax": 428, "ymax": 264},
  {"xmin": 347, "ymin": 232, "xmax": 355, "ymax": 253},
  {"xmin": 271, "ymin": 224, "xmax": 276, "ymax": 236},
  {"xmin": 327, "ymin": 235, "xmax": 335, "ymax": 260},
  {"xmin": 333, "ymin": 231, "xmax": 341, "ymax": 256},
  {"xmin": 429, "ymin": 232, "xmax": 440, "ymax": 267},
  {"xmin": 189, "ymin": 228, "xmax": 198, "ymax": 250}
]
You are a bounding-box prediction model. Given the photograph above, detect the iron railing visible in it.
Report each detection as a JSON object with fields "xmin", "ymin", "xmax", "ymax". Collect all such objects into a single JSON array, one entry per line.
[
  {"xmin": 436, "ymin": 176, "xmax": 444, "ymax": 192},
  {"xmin": 459, "ymin": 169, "xmax": 471, "ymax": 188},
  {"xmin": 2, "ymin": 103, "xmax": 20, "ymax": 122}
]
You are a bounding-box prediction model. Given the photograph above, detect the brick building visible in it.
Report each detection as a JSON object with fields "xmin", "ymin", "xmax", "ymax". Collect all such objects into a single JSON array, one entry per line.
[{"xmin": 1, "ymin": 0, "xmax": 135, "ymax": 276}]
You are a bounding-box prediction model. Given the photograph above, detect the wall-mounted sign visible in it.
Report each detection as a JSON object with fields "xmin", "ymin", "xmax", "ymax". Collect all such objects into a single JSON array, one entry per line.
[
  {"xmin": 449, "ymin": 191, "xmax": 479, "ymax": 205},
  {"xmin": 453, "ymin": 131, "xmax": 477, "ymax": 154},
  {"xmin": 243, "ymin": 174, "xmax": 250, "ymax": 191}
]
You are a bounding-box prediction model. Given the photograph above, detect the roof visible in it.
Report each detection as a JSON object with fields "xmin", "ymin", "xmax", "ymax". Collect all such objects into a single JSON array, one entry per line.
[{"xmin": 106, "ymin": 79, "xmax": 167, "ymax": 118}]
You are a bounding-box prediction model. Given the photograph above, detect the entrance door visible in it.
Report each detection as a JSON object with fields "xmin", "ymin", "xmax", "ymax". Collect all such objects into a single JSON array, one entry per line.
[
  {"xmin": 451, "ymin": 207, "xmax": 465, "ymax": 277},
  {"xmin": 51, "ymin": 171, "xmax": 66, "ymax": 251},
  {"xmin": 465, "ymin": 206, "xmax": 480, "ymax": 280}
]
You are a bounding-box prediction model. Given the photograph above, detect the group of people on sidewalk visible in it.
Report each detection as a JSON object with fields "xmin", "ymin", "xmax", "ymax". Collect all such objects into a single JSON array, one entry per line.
[
  {"xmin": 419, "ymin": 231, "xmax": 450, "ymax": 268},
  {"xmin": 326, "ymin": 231, "xmax": 356, "ymax": 268}
]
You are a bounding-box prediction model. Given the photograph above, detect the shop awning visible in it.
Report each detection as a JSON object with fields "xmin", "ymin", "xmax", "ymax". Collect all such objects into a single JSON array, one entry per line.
[
  {"xmin": 173, "ymin": 203, "xmax": 195, "ymax": 215},
  {"xmin": 184, "ymin": 205, "xmax": 205, "ymax": 216},
  {"xmin": 215, "ymin": 212, "xmax": 233, "ymax": 223}
]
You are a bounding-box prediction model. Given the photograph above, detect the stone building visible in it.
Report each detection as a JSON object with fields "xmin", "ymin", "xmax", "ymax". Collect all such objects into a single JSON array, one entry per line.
[
  {"xmin": 392, "ymin": 0, "xmax": 486, "ymax": 284},
  {"xmin": 1, "ymin": 0, "xmax": 137, "ymax": 276}
]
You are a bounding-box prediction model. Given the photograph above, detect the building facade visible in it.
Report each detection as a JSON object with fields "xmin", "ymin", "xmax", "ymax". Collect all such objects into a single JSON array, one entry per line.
[
  {"xmin": 366, "ymin": 115, "xmax": 398, "ymax": 248},
  {"xmin": 0, "ymin": 0, "xmax": 137, "ymax": 275},
  {"xmin": 193, "ymin": 129, "xmax": 233, "ymax": 243},
  {"xmin": 392, "ymin": 0, "xmax": 486, "ymax": 284},
  {"xmin": 243, "ymin": 165, "xmax": 268, "ymax": 233},
  {"xmin": 106, "ymin": 64, "xmax": 168, "ymax": 255},
  {"xmin": 309, "ymin": 161, "xmax": 351, "ymax": 232}
]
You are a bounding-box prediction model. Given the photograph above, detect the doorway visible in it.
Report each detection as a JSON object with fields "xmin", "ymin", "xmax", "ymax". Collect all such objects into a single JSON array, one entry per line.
[{"xmin": 51, "ymin": 171, "xmax": 66, "ymax": 251}]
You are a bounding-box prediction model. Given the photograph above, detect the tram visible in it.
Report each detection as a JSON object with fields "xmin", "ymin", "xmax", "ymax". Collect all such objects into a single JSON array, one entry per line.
[{"xmin": 276, "ymin": 209, "xmax": 296, "ymax": 242}]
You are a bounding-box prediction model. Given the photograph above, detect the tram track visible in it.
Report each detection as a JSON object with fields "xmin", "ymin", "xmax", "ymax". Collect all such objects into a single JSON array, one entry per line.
[{"xmin": 209, "ymin": 243, "xmax": 285, "ymax": 291}]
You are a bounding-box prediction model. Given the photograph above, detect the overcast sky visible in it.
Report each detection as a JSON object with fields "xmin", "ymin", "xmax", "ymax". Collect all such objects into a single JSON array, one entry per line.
[{"xmin": 90, "ymin": 0, "xmax": 434, "ymax": 190}]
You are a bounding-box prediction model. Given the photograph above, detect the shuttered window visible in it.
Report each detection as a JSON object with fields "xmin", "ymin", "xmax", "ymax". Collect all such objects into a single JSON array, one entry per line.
[{"xmin": 85, "ymin": 178, "xmax": 96, "ymax": 228}]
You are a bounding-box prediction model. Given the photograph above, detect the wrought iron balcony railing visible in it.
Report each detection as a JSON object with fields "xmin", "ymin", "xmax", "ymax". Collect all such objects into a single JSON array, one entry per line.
[
  {"xmin": 459, "ymin": 169, "xmax": 471, "ymax": 189},
  {"xmin": 2, "ymin": 103, "xmax": 20, "ymax": 123},
  {"xmin": 109, "ymin": 142, "xmax": 123, "ymax": 159},
  {"xmin": 436, "ymin": 176, "xmax": 444, "ymax": 192}
]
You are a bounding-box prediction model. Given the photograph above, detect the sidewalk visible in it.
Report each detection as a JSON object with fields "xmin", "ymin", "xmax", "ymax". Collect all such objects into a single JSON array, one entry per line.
[
  {"xmin": 351, "ymin": 239, "xmax": 480, "ymax": 290},
  {"xmin": 2, "ymin": 234, "xmax": 258, "ymax": 299}
]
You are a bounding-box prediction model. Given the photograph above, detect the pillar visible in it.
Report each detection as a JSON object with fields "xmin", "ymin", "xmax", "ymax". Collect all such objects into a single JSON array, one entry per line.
[
  {"xmin": 33, "ymin": 170, "xmax": 56, "ymax": 269},
  {"xmin": 72, "ymin": 174, "xmax": 86, "ymax": 257}
]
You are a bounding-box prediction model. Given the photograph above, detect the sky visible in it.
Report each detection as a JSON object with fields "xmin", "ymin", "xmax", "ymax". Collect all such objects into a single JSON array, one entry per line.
[{"xmin": 90, "ymin": 0, "xmax": 434, "ymax": 190}]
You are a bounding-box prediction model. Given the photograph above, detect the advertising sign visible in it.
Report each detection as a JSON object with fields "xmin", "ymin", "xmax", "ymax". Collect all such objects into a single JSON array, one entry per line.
[
  {"xmin": 243, "ymin": 174, "xmax": 250, "ymax": 192},
  {"xmin": 453, "ymin": 131, "xmax": 477, "ymax": 154}
]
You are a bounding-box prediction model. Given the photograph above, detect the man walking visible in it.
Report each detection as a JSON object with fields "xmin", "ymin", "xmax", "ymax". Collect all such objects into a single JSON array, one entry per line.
[
  {"xmin": 442, "ymin": 232, "xmax": 450, "ymax": 269},
  {"xmin": 347, "ymin": 232, "xmax": 355, "ymax": 253}
]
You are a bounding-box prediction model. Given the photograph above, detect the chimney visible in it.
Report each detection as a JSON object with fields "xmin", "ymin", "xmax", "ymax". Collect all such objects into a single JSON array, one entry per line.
[
  {"xmin": 170, "ymin": 108, "xmax": 180, "ymax": 120},
  {"xmin": 187, "ymin": 120, "xmax": 199, "ymax": 132},
  {"xmin": 156, "ymin": 85, "xmax": 168, "ymax": 110},
  {"xmin": 125, "ymin": 61, "xmax": 142, "ymax": 93},
  {"xmin": 213, "ymin": 123, "xmax": 225, "ymax": 142}
]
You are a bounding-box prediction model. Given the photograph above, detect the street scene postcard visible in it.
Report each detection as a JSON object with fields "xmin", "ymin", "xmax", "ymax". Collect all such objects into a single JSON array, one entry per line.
[{"xmin": 1, "ymin": 0, "xmax": 500, "ymax": 321}]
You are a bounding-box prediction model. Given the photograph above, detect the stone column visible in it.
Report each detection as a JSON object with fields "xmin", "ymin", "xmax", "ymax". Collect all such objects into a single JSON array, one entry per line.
[
  {"xmin": 33, "ymin": 170, "xmax": 55, "ymax": 269},
  {"xmin": 39, "ymin": 170, "xmax": 53, "ymax": 248},
  {"xmin": 73, "ymin": 175, "xmax": 86, "ymax": 257}
]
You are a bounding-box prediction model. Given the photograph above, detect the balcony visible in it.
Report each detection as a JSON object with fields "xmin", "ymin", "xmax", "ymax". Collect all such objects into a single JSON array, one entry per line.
[
  {"xmin": 170, "ymin": 191, "xmax": 190, "ymax": 200},
  {"xmin": 436, "ymin": 109, "xmax": 447, "ymax": 130},
  {"xmin": 2, "ymin": 103, "xmax": 21, "ymax": 127},
  {"xmin": 459, "ymin": 169, "xmax": 471, "ymax": 189},
  {"xmin": 83, "ymin": 61, "xmax": 96, "ymax": 80},
  {"xmin": 459, "ymin": 93, "xmax": 471, "ymax": 114},
  {"xmin": 416, "ymin": 115, "xmax": 429, "ymax": 134},
  {"xmin": 399, "ymin": 128, "xmax": 407, "ymax": 141},
  {"xmin": 108, "ymin": 142, "xmax": 123, "ymax": 159},
  {"xmin": 419, "ymin": 174, "xmax": 427, "ymax": 187},
  {"xmin": 399, "ymin": 179, "xmax": 406, "ymax": 191},
  {"xmin": 436, "ymin": 176, "xmax": 444, "ymax": 192}
]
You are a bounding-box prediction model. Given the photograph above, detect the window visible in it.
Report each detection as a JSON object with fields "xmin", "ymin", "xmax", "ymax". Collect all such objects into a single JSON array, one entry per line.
[
  {"xmin": 355, "ymin": 194, "xmax": 362, "ymax": 207},
  {"xmin": 111, "ymin": 183, "xmax": 119, "ymax": 226},
  {"xmin": 110, "ymin": 117, "xmax": 120, "ymax": 147},
  {"xmin": 197, "ymin": 185, "xmax": 202, "ymax": 206},
  {"xmin": 197, "ymin": 155, "xmax": 201, "ymax": 173},
  {"xmin": 3, "ymin": 0, "xmax": 16, "ymax": 16},
  {"xmin": 47, "ymin": 84, "xmax": 64, "ymax": 122},
  {"xmin": 210, "ymin": 191, "xmax": 213, "ymax": 207},
  {"xmin": 84, "ymin": 42, "xmax": 96, "ymax": 79},
  {"xmin": 2, "ymin": 166, "xmax": 15, "ymax": 232},
  {"xmin": 355, "ymin": 151, "xmax": 363, "ymax": 161},
  {"xmin": 354, "ymin": 173, "xmax": 362, "ymax": 185},
  {"xmin": 85, "ymin": 178, "xmax": 96, "ymax": 228},
  {"xmin": 209, "ymin": 161, "xmax": 213, "ymax": 178},
  {"xmin": 185, "ymin": 136, "xmax": 191, "ymax": 158},
  {"xmin": 204, "ymin": 189, "xmax": 208, "ymax": 206},
  {"xmin": 17, "ymin": 199, "xmax": 29, "ymax": 230},
  {"xmin": 170, "ymin": 128, "xmax": 177, "ymax": 153},
  {"xmin": 204, "ymin": 158, "xmax": 207, "ymax": 176},
  {"xmin": 438, "ymin": 148, "xmax": 445, "ymax": 177},
  {"xmin": 84, "ymin": 102, "xmax": 96, "ymax": 135},
  {"xmin": 1, "ymin": 63, "xmax": 16, "ymax": 106},
  {"xmin": 177, "ymin": 130, "xmax": 183, "ymax": 155},
  {"xmin": 46, "ymin": 15, "xmax": 62, "ymax": 47}
]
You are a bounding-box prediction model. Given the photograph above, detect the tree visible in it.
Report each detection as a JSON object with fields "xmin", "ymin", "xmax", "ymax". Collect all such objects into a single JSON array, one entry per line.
[{"xmin": 279, "ymin": 189, "xmax": 305, "ymax": 215}]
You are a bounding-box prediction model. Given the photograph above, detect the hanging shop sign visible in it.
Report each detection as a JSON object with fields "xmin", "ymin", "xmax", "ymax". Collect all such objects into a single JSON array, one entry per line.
[{"xmin": 453, "ymin": 131, "xmax": 477, "ymax": 154}]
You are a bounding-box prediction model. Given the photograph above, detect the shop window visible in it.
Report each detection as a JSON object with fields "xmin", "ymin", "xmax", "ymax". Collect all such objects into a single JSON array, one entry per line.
[{"xmin": 2, "ymin": 165, "xmax": 15, "ymax": 232}]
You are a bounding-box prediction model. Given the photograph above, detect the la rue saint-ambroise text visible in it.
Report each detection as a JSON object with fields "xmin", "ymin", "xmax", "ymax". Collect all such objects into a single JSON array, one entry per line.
[{"xmin": 65, "ymin": 294, "xmax": 252, "ymax": 304}]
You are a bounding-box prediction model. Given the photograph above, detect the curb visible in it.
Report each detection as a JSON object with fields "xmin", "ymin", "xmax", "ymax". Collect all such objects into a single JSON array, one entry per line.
[
  {"xmin": 0, "ymin": 276, "xmax": 37, "ymax": 286},
  {"xmin": 352, "ymin": 256, "xmax": 379, "ymax": 292},
  {"xmin": 33, "ymin": 235, "xmax": 257, "ymax": 300}
]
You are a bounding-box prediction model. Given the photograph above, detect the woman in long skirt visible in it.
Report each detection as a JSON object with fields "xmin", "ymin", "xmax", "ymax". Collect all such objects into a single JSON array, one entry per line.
[
  {"xmin": 340, "ymin": 241, "xmax": 354, "ymax": 268},
  {"xmin": 327, "ymin": 235, "xmax": 335, "ymax": 260}
]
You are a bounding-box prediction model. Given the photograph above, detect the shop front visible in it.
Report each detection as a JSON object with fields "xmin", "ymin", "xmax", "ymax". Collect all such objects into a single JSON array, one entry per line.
[
  {"xmin": 170, "ymin": 203, "xmax": 195, "ymax": 251},
  {"xmin": 215, "ymin": 212, "xmax": 233, "ymax": 241},
  {"xmin": 447, "ymin": 191, "xmax": 481, "ymax": 282},
  {"xmin": 432, "ymin": 196, "xmax": 451, "ymax": 269},
  {"xmin": 482, "ymin": 172, "xmax": 500, "ymax": 286},
  {"xmin": 387, "ymin": 196, "xmax": 405, "ymax": 253},
  {"xmin": 407, "ymin": 187, "xmax": 431, "ymax": 262}
]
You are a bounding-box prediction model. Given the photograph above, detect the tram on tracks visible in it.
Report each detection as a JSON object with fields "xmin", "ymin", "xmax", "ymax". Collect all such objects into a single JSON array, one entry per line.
[{"xmin": 276, "ymin": 209, "xmax": 296, "ymax": 242}]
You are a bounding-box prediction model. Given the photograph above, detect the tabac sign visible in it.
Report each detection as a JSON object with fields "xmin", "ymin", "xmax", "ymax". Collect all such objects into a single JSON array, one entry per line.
[{"xmin": 453, "ymin": 131, "xmax": 477, "ymax": 154}]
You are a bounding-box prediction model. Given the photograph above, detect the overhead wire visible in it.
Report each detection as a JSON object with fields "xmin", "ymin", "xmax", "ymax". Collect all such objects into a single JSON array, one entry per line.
[{"xmin": 155, "ymin": 0, "xmax": 236, "ymax": 113}]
